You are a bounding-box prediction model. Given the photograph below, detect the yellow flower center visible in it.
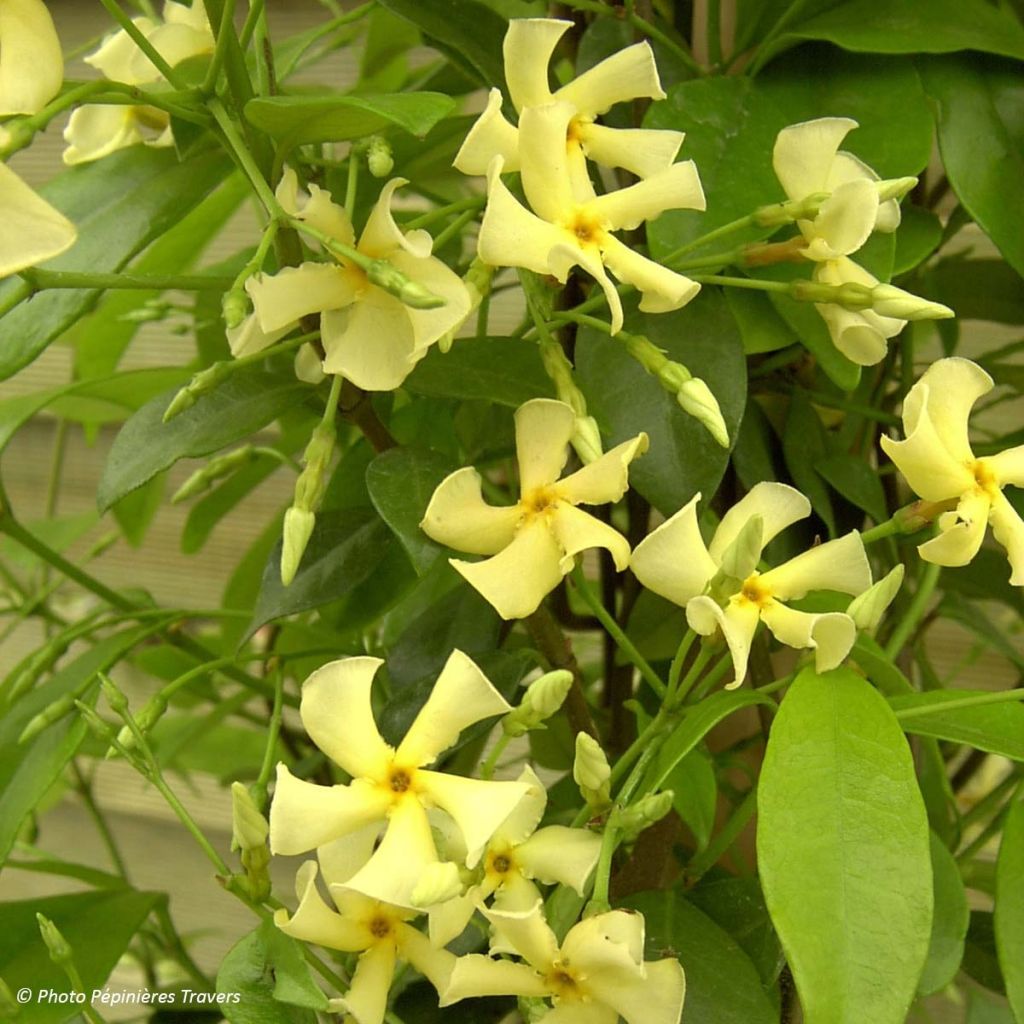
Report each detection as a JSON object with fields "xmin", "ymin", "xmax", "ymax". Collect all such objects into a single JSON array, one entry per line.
[
  {"xmin": 368, "ymin": 915, "xmax": 392, "ymax": 939},
  {"xmin": 387, "ymin": 767, "xmax": 414, "ymax": 794},
  {"xmin": 971, "ymin": 459, "xmax": 1000, "ymax": 497},
  {"xmin": 739, "ymin": 575, "xmax": 772, "ymax": 608},
  {"xmin": 565, "ymin": 210, "xmax": 604, "ymax": 249},
  {"xmin": 522, "ymin": 485, "xmax": 561, "ymax": 519},
  {"xmin": 487, "ymin": 848, "xmax": 516, "ymax": 877},
  {"xmin": 547, "ymin": 960, "xmax": 585, "ymax": 1001}
]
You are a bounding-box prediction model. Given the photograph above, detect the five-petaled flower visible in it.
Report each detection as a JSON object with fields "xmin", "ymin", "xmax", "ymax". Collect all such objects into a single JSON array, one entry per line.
[
  {"xmin": 631, "ymin": 482, "xmax": 872, "ymax": 685},
  {"xmin": 269, "ymin": 651, "xmax": 528, "ymax": 909},
  {"xmin": 421, "ymin": 398, "xmax": 648, "ymax": 620},
  {"xmin": 881, "ymin": 357, "xmax": 1024, "ymax": 584}
]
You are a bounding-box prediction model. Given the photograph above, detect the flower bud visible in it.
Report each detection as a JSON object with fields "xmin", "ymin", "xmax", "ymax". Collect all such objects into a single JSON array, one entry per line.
[
  {"xmin": 614, "ymin": 790, "xmax": 674, "ymax": 842},
  {"xmin": 222, "ymin": 287, "xmax": 249, "ymax": 329},
  {"xmin": 36, "ymin": 914, "xmax": 73, "ymax": 965},
  {"xmin": 870, "ymin": 284, "xmax": 953, "ymax": 321},
  {"xmin": 503, "ymin": 669, "xmax": 574, "ymax": 737},
  {"xmin": 19, "ymin": 694, "xmax": 75, "ymax": 744},
  {"xmin": 172, "ymin": 446, "xmax": 255, "ymax": 504},
  {"xmin": 754, "ymin": 191, "xmax": 829, "ymax": 227},
  {"xmin": 571, "ymin": 415, "xmax": 603, "ymax": 465},
  {"xmin": 718, "ymin": 514, "xmax": 763, "ymax": 581},
  {"xmin": 74, "ymin": 701, "xmax": 117, "ymax": 747},
  {"xmin": 411, "ymin": 861, "xmax": 463, "ymax": 908},
  {"xmin": 281, "ymin": 507, "xmax": 315, "ymax": 586},
  {"xmin": 366, "ymin": 136, "xmax": 394, "ymax": 178},
  {"xmin": 847, "ymin": 565, "xmax": 904, "ymax": 633},
  {"xmin": 656, "ymin": 359, "xmax": 692, "ymax": 394},
  {"xmin": 111, "ymin": 691, "xmax": 168, "ymax": 758},
  {"xmin": 231, "ymin": 781, "xmax": 270, "ymax": 852},
  {"xmin": 677, "ymin": 377, "xmax": 729, "ymax": 448},
  {"xmin": 163, "ymin": 362, "xmax": 232, "ymax": 423},
  {"xmin": 367, "ymin": 258, "xmax": 445, "ymax": 309},
  {"xmin": 876, "ymin": 177, "xmax": 917, "ymax": 203},
  {"xmin": 100, "ymin": 674, "xmax": 129, "ymax": 715},
  {"xmin": 0, "ymin": 977, "xmax": 18, "ymax": 1016},
  {"xmin": 574, "ymin": 733, "xmax": 611, "ymax": 809}
]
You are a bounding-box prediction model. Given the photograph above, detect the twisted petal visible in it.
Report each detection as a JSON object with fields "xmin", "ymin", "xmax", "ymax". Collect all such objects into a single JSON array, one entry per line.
[
  {"xmin": 989, "ymin": 447, "xmax": 1024, "ymax": 488},
  {"xmin": 601, "ymin": 234, "xmax": 701, "ymax": 314},
  {"xmin": 491, "ymin": 872, "xmax": 542, "ymax": 916},
  {"xmin": 760, "ymin": 531, "xmax": 872, "ymax": 600},
  {"xmin": 269, "ymin": 765, "xmax": 390, "ymax": 855},
  {"xmin": 904, "ymin": 357, "xmax": 992, "ymax": 465},
  {"xmin": 503, "ymin": 18, "xmax": 567, "ymax": 110},
  {"xmin": 828, "ymin": 150, "xmax": 901, "ymax": 232},
  {"xmin": 517, "ymin": 826, "xmax": 601, "ymax": 894},
  {"xmin": 318, "ymin": 822, "xmax": 382, "ymax": 887},
  {"xmin": 548, "ymin": 239, "xmax": 625, "ymax": 334},
  {"xmin": 802, "ymin": 179, "xmax": 879, "ymax": 260},
  {"xmin": 418, "ymin": 771, "xmax": 529, "ymax": 866},
  {"xmin": 454, "ymin": 88, "xmax": 520, "ymax": 175},
  {"xmin": 518, "ymin": 102, "xmax": 578, "ymax": 224},
  {"xmin": 164, "ymin": 0, "xmax": 212, "ymax": 30},
  {"xmin": 359, "ymin": 177, "xmax": 432, "ymax": 260},
  {"xmin": 686, "ymin": 596, "xmax": 761, "ymax": 687},
  {"xmin": 274, "ymin": 861, "xmax": 370, "ymax": 952},
  {"xmin": 0, "ymin": 164, "xmax": 77, "ymax": 278},
  {"xmin": 710, "ymin": 482, "xmax": 810, "ymax": 564},
  {"xmin": 451, "ymin": 518, "xmax": 565, "ymax": 620},
  {"xmin": 334, "ymin": 942, "xmax": 396, "ymax": 1024},
  {"xmin": 428, "ymin": 889, "xmax": 480, "ymax": 949},
  {"xmin": 248, "ymin": 263, "xmax": 357, "ymax": 332},
  {"xmin": 481, "ymin": 901, "xmax": 559, "ymax": 970},
  {"xmin": 300, "ymin": 657, "xmax": 392, "ymax": 779},
  {"xmin": 441, "ymin": 954, "xmax": 548, "ymax": 1004},
  {"xmin": 589, "ymin": 956, "xmax": 686, "ymax": 1024},
  {"xmin": 496, "ymin": 765, "xmax": 547, "ymax": 844},
  {"xmin": 0, "ymin": 0, "xmax": 64, "ymax": 115},
  {"xmin": 389, "ymin": 249, "xmax": 472, "ymax": 351},
  {"xmin": 589, "ymin": 160, "xmax": 706, "ymax": 231},
  {"xmin": 631, "ymin": 494, "xmax": 717, "ymax": 607},
  {"xmin": 395, "ymin": 923, "xmax": 456, "ymax": 993},
  {"xmin": 276, "ymin": 168, "xmax": 355, "ymax": 246},
  {"xmin": 990, "ymin": 491, "xmax": 1024, "ymax": 586},
  {"xmin": 421, "ymin": 467, "xmax": 521, "ymax": 556},
  {"xmin": 760, "ymin": 603, "xmax": 857, "ymax": 672},
  {"xmin": 551, "ymin": 503, "xmax": 631, "ymax": 571},
  {"xmin": 226, "ymin": 313, "xmax": 294, "ymax": 359},
  {"xmin": 62, "ymin": 104, "xmax": 145, "ymax": 165},
  {"xmin": 562, "ymin": 907, "xmax": 644, "ymax": 967},
  {"xmin": 133, "ymin": 21, "xmax": 212, "ymax": 79},
  {"xmin": 917, "ymin": 490, "xmax": 991, "ymax": 568},
  {"xmin": 773, "ymin": 117, "xmax": 858, "ymax": 201},
  {"xmin": 397, "ymin": 648, "xmax": 514, "ymax": 767},
  {"xmin": 579, "ymin": 123, "xmax": 683, "ymax": 179},
  {"xmin": 516, "ymin": 399, "xmax": 574, "ymax": 492},
  {"xmin": 558, "ymin": 432, "xmax": 648, "ymax": 506},
  {"xmin": 556, "ymin": 41, "xmax": 666, "ymax": 114}
]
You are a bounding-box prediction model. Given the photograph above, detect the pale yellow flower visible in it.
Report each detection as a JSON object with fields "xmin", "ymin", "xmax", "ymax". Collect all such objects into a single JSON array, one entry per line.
[
  {"xmin": 631, "ymin": 483, "xmax": 872, "ymax": 686},
  {"xmin": 881, "ymin": 358, "xmax": 1024, "ymax": 584},
  {"xmin": 421, "ymin": 398, "xmax": 647, "ymax": 620},
  {"xmin": 269, "ymin": 651, "xmax": 528, "ymax": 909},
  {"xmin": 0, "ymin": 0, "xmax": 63, "ymax": 115},
  {"xmin": 0, "ymin": 163, "xmax": 76, "ymax": 279},
  {"xmin": 63, "ymin": 1, "xmax": 214, "ymax": 165},
  {"xmin": 441, "ymin": 900, "xmax": 686, "ymax": 1024},
  {"xmin": 236, "ymin": 169, "xmax": 471, "ymax": 390},
  {"xmin": 455, "ymin": 18, "xmax": 684, "ymax": 180},
  {"xmin": 276, "ymin": 861, "xmax": 454, "ymax": 1024}
]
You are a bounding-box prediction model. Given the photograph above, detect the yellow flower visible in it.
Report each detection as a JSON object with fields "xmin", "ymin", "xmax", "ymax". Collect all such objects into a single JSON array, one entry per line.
[
  {"xmin": 269, "ymin": 651, "xmax": 528, "ymax": 909},
  {"xmin": 235, "ymin": 169, "xmax": 471, "ymax": 390},
  {"xmin": 0, "ymin": 0, "xmax": 63, "ymax": 115},
  {"xmin": 276, "ymin": 861, "xmax": 454, "ymax": 1024},
  {"xmin": 441, "ymin": 900, "xmax": 686, "ymax": 1024},
  {"xmin": 421, "ymin": 398, "xmax": 648, "ymax": 620},
  {"xmin": 880, "ymin": 357, "xmax": 1024, "ymax": 584},
  {"xmin": 0, "ymin": 163, "xmax": 76, "ymax": 279},
  {"xmin": 631, "ymin": 483, "xmax": 872, "ymax": 686},
  {"xmin": 455, "ymin": 18, "xmax": 685, "ymax": 181}
]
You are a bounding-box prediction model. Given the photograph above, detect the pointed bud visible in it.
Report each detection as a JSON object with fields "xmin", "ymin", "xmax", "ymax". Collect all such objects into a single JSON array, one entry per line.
[
  {"xmin": 75, "ymin": 701, "xmax": 117, "ymax": 746},
  {"xmin": 411, "ymin": 861, "xmax": 463, "ymax": 908},
  {"xmin": 281, "ymin": 507, "xmax": 315, "ymax": 586},
  {"xmin": 677, "ymin": 377, "xmax": 729, "ymax": 448},
  {"xmin": 719, "ymin": 514, "xmax": 763, "ymax": 581},
  {"xmin": 366, "ymin": 136, "xmax": 394, "ymax": 178},
  {"xmin": 367, "ymin": 258, "xmax": 445, "ymax": 309},
  {"xmin": 163, "ymin": 363, "xmax": 232, "ymax": 423},
  {"xmin": 231, "ymin": 782, "xmax": 270, "ymax": 852},
  {"xmin": 36, "ymin": 914, "xmax": 73, "ymax": 965},
  {"xmin": 503, "ymin": 669, "xmax": 574, "ymax": 737},
  {"xmin": 754, "ymin": 191, "xmax": 830, "ymax": 227},
  {"xmin": 848, "ymin": 565, "xmax": 904, "ymax": 633},
  {"xmin": 19, "ymin": 695, "xmax": 75, "ymax": 744},
  {"xmin": 571, "ymin": 415, "xmax": 603, "ymax": 465},
  {"xmin": 877, "ymin": 177, "xmax": 917, "ymax": 203},
  {"xmin": 574, "ymin": 733, "xmax": 611, "ymax": 809},
  {"xmin": 870, "ymin": 284, "xmax": 953, "ymax": 321},
  {"xmin": 614, "ymin": 790, "xmax": 674, "ymax": 843},
  {"xmin": 172, "ymin": 446, "xmax": 255, "ymax": 504},
  {"xmin": 222, "ymin": 287, "xmax": 249, "ymax": 329},
  {"xmin": 109, "ymin": 693, "xmax": 169, "ymax": 758},
  {"xmin": 100, "ymin": 674, "xmax": 128, "ymax": 715},
  {"xmin": 656, "ymin": 359, "xmax": 692, "ymax": 394}
]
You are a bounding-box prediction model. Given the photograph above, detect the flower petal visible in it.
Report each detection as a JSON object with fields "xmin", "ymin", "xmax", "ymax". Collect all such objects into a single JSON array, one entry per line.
[
  {"xmin": 828, "ymin": 150, "xmax": 901, "ymax": 232},
  {"xmin": 562, "ymin": 907, "xmax": 644, "ymax": 967},
  {"xmin": 388, "ymin": 249, "xmax": 472, "ymax": 350},
  {"xmin": 318, "ymin": 822, "xmax": 382, "ymax": 887},
  {"xmin": 600, "ymin": 234, "xmax": 701, "ymax": 314},
  {"xmin": 421, "ymin": 467, "xmax": 522, "ymax": 556},
  {"xmin": 588, "ymin": 160, "xmax": 706, "ymax": 231},
  {"xmin": 451, "ymin": 519, "xmax": 565, "ymax": 620},
  {"xmin": 556, "ymin": 41, "xmax": 666, "ymax": 114},
  {"xmin": 518, "ymin": 102, "xmax": 578, "ymax": 224},
  {"xmin": 359, "ymin": 177, "xmax": 433, "ymax": 259},
  {"xmin": 62, "ymin": 104, "xmax": 145, "ymax": 165},
  {"xmin": 989, "ymin": 446, "xmax": 1024, "ymax": 489},
  {"xmin": 686, "ymin": 596, "xmax": 761, "ymax": 687},
  {"xmin": 481, "ymin": 901, "xmax": 559, "ymax": 970},
  {"xmin": 990, "ymin": 491, "xmax": 1024, "ymax": 586},
  {"xmin": 334, "ymin": 942, "xmax": 396, "ymax": 1024},
  {"xmin": 274, "ymin": 861, "xmax": 370, "ymax": 952},
  {"xmin": 579, "ymin": 123, "xmax": 684, "ymax": 179},
  {"xmin": 542, "ymin": 1004, "xmax": 619, "ymax": 1024},
  {"xmin": 490, "ymin": 872, "xmax": 542, "ymax": 915},
  {"xmin": 440, "ymin": 954, "xmax": 549, "ymax": 1004},
  {"xmin": 517, "ymin": 825, "xmax": 601, "ymax": 894},
  {"xmin": 226, "ymin": 313, "xmax": 294, "ymax": 359},
  {"xmin": 428, "ymin": 890, "xmax": 479, "ymax": 949},
  {"xmin": 0, "ymin": 0, "xmax": 64, "ymax": 115},
  {"xmin": 496, "ymin": 765, "xmax": 548, "ymax": 843},
  {"xmin": 516, "ymin": 398, "xmax": 574, "ymax": 492},
  {"xmin": 773, "ymin": 117, "xmax": 858, "ymax": 201},
  {"xmin": 631, "ymin": 493, "xmax": 717, "ymax": 607},
  {"xmin": 816, "ymin": 302, "xmax": 897, "ymax": 366},
  {"xmin": 917, "ymin": 490, "xmax": 991, "ymax": 568},
  {"xmin": 802, "ymin": 178, "xmax": 879, "ymax": 260},
  {"xmin": 133, "ymin": 21, "xmax": 212, "ymax": 80},
  {"xmin": 760, "ymin": 531, "xmax": 872, "ymax": 600},
  {"xmin": 86, "ymin": 18, "xmax": 158, "ymax": 83},
  {"xmin": 276, "ymin": 167, "xmax": 355, "ymax": 246},
  {"xmin": 300, "ymin": 657, "xmax": 393, "ymax": 779},
  {"xmin": 503, "ymin": 18, "xmax": 568, "ymax": 110},
  {"xmin": 395, "ymin": 923, "xmax": 457, "ymax": 993},
  {"xmin": 558, "ymin": 432, "xmax": 649, "ymax": 505},
  {"xmin": 904, "ymin": 357, "xmax": 992, "ymax": 465},
  {"xmin": 548, "ymin": 239, "xmax": 625, "ymax": 334},
  {"xmin": 269, "ymin": 765, "xmax": 390, "ymax": 855},
  {"xmin": 0, "ymin": 164, "xmax": 77, "ymax": 278},
  {"xmin": 397, "ymin": 648, "xmax": 515, "ymax": 767},
  {"xmin": 248, "ymin": 263, "xmax": 357, "ymax": 333},
  {"xmin": 588, "ymin": 956, "xmax": 686, "ymax": 1024},
  {"xmin": 710, "ymin": 481, "xmax": 810, "ymax": 564},
  {"xmin": 550, "ymin": 503, "xmax": 632, "ymax": 571},
  {"xmin": 454, "ymin": 88, "xmax": 521, "ymax": 175},
  {"xmin": 759, "ymin": 602, "xmax": 857, "ymax": 672}
]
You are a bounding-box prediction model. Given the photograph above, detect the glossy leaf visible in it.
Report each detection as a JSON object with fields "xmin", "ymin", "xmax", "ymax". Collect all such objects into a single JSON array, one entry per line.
[
  {"xmin": 782, "ymin": 390, "xmax": 835, "ymax": 534},
  {"xmin": 726, "ymin": 288, "xmax": 794, "ymax": 354},
  {"xmin": 815, "ymin": 453, "xmax": 888, "ymax": 524},
  {"xmin": 666, "ymin": 749, "xmax": 718, "ymax": 850},
  {"xmin": 893, "ymin": 207, "xmax": 943, "ymax": 275},
  {"xmin": 889, "ymin": 689, "xmax": 1024, "ymax": 760},
  {"xmin": 919, "ymin": 832, "xmax": 969, "ymax": 995},
  {"xmin": 996, "ymin": 799, "xmax": 1024, "ymax": 1020},
  {"xmin": 920, "ymin": 259, "xmax": 1024, "ymax": 323},
  {"xmin": 758, "ymin": 666, "xmax": 933, "ymax": 1024},
  {"xmin": 964, "ymin": 911, "xmax": 1006, "ymax": 993}
]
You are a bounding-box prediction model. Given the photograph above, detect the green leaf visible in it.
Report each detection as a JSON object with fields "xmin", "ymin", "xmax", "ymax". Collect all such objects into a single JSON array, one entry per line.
[
  {"xmin": 782, "ymin": 390, "xmax": 835, "ymax": 534},
  {"xmin": 920, "ymin": 832, "xmax": 970, "ymax": 995},
  {"xmin": 666, "ymin": 749, "xmax": 718, "ymax": 850},
  {"xmin": 968, "ymin": 989, "xmax": 1017, "ymax": 1024},
  {"xmin": 404, "ymin": 337, "xmax": 555, "ymax": 407},
  {"xmin": 770, "ymin": 290, "xmax": 862, "ymax": 391},
  {"xmin": 920, "ymin": 259, "xmax": 1024, "ymax": 323},
  {"xmin": 815, "ymin": 453, "xmax": 888, "ymax": 524},
  {"xmin": 726, "ymin": 288, "xmax": 795, "ymax": 354},
  {"xmin": 575, "ymin": 292, "xmax": 747, "ymax": 515},
  {"xmin": 0, "ymin": 888, "xmax": 163, "ymax": 1024},
  {"xmin": 850, "ymin": 635, "xmax": 914, "ymax": 696},
  {"xmin": 248, "ymin": 508, "xmax": 392, "ymax": 636},
  {"xmin": 996, "ymin": 800, "xmax": 1024, "ymax": 1020},
  {"xmin": 893, "ymin": 207, "xmax": 943, "ymax": 275},
  {"xmin": 0, "ymin": 147, "xmax": 231, "ymax": 381},
  {"xmin": 757, "ymin": 666, "xmax": 933, "ymax": 1024},
  {"xmin": 97, "ymin": 368, "xmax": 309, "ymax": 512},
  {"xmin": 623, "ymin": 892, "xmax": 778, "ymax": 1024},
  {"xmin": 245, "ymin": 91, "xmax": 456, "ymax": 147},
  {"xmin": 964, "ymin": 911, "xmax": 1006, "ymax": 993},
  {"xmin": 888, "ymin": 689, "xmax": 1024, "ymax": 760},
  {"xmin": 182, "ymin": 457, "xmax": 280, "ymax": 554},
  {"xmin": 366, "ymin": 447, "xmax": 459, "ymax": 574},
  {"xmin": 920, "ymin": 55, "xmax": 1024, "ymax": 278},
  {"xmin": 4, "ymin": 852, "xmax": 125, "ymax": 890},
  {"xmin": 113, "ymin": 471, "xmax": 166, "ymax": 547}
]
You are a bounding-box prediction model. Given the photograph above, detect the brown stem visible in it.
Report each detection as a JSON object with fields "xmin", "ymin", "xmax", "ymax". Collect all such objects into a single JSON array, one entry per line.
[{"xmin": 339, "ymin": 381, "xmax": 397, "ymax": 453}]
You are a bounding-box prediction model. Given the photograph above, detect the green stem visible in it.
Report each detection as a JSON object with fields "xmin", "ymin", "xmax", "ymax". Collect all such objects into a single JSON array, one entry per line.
[
  {"xmin": 344, "ymin": 151, "xmax": 360, "ymax": 221},
  {"xmin": 666, "ymin": 629, "xmax": 697, "ymax": 700},
  {"xmin": 690, "ymin": 274, "xmax": 791, "ymax": 293},
  {"xmin": 255, "ymin": 663, "xmax": 285, "ymax": 802},
  {"xmin": 231, "ymin": 219, "xmax": 280, "ymax": 293},
  {"xmin": 755, "ymin": 672, "xmax": 795, "ymax": 696},
  {"xmin": 480, "ymin": 734, "xmax": 512, "ymax": 781},
  {"xmin": 71, "ymin": 761, "xmax": 129, "ymax": 878},
  {"xmin": 203, "ymin": 0, "xmax": 237, "ymax": 94},
  {"xmin": 672, "ymin": 643, "xmax": 714, "ymax": 704},
  {"xmin": 706, "ymin": 0, "xmax": 723, "ymax": 67},
  {"xmin": 431, "ymin": 207, "xmax": 480, "ymax": 252},
  {"xmin": 239, "ymin": 0, "xmax": 266, "ymax": 48},
  {"xmin": 21, "ymin": 269, "xmax": 234, "ymax": 292},
  {"xmin": 884, "ymin": 559, "xmax": 940, "ymax": 659},
  {"xmin": 208, "ymin": 97, "xmax": 280, "ymax": 215},
  {"xmin": 97, "ymin": 0, "xmax": 189, "ymax": 88},
  {"xmin": 0, "ymin": 280, "xmax": 36, "ymax": 319},
  {"xmin": 859, "ymin": 517, "xmax": 902, "ymax": 545},
  {"xmin": 662, "ymin": 214, "xmax": 759, "ymax": 264},
  {"xmin": 405, "ymin": 195, "xmax": 484, "ymax": 230},
  {"xmin": 685, "ymin": 783, "xmax": 758, "ymax": 883},
  {"xmin": 686, "ymin": 652, "xmax": 734, "ymax": 703},
  {"xmin": 895, "ymin": 687, "xmax": 1024, "ymax": 720}
]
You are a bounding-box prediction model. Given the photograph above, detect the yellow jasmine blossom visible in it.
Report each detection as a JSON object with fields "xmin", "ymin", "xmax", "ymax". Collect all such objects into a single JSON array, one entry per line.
[
  {"xmin": 455, "ymin": 18, "xmax": 685, "ymax": 180},
  {"xmin": 276, "ymin": 861, "xmax": 454, "ymax": 1024},
  {"xmin": 880, "ymin": 358, "xmax": 1024, "ymax": 584},
  {"xmin": 0, "ymin": 0, "xmax": 63, "ymax": 115},
  {"xmin": 63, "ymin": 1, "xmax": 214, "ymax": 165},
  {"xmin": 441, "ymin": 900, "xmax": 686, "ymax": 1024},
  {"xmin": 420, "ymin": 398, "xmax": 648, "ymax": 620},
  {"xmin": 236, "ymin": 169, "xmax": 470, "ymax": 390},
  {"xmin": 269, "ymin": 651, "xmax": 528, "ymax": 909},
  {"xmin": 479, "ymin": 100, "xmax": 704, "ymax": 335},
  {"xmin": 0, "ymin": 163, "xmax": 76, "ymax": 279},
  {"xmin": 631, "ymin": 483, "xmax": 872, "ymax": 686},
  {"xmin": 428, "ymin": 766, "xmax": 601, "ymax": 948}
]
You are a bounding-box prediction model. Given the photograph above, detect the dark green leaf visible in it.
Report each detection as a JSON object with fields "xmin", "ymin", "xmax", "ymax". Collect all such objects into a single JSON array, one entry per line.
[
  {"xmin": 782, "ymin": 390, "xmax": 835, "ymax": 534},
  {"xmin": 893, "ymin": 207, "xmax": 943, "ymax": 275},
  {"xmin": 731, "ymin": 397, "xmax": 785, "ymax": 491},
  {"xmin": 920, "ymin": 832, "xmax": 970, "ymax": 994},
  {"xmin": 182, "ymin": 457, "xmax": 280, "ymax": 554},
  {"xmin": 758, "ymin": 666, "xmax": 933, "ymax": 1024},
  {"xmin": 726, "ymin": 288, "xmax": 795, "ymax": 354},
  {"xmin": 968, "ymin": 989, "xmax": 1017, "ymax": 1024},
  {"xmin": 996, "ymin": 799, "xmax": 1024, "ymax": 1018},
  {"xmin": 666, "ymin": 749, "xmax": 717, "ymax": 850},
  {"xmin": 815, "ymin": 453, "xmax": 888, "ymax": 523},
  {"xmin": 890, "ymin": 689, "xmax": 1024, "ymax": 760},
  {"xmin": 965, "ymin": 911, "xmax": 1006, "ymax": 993},
  {"xmin": 850, "ymin": 635, "xmax": 914, "ymax": 696},
  {"xmin": 770, "ymin": 290, "xmax": 862, "ymax": 391},
  {"xmin": 113, "ymin": 471, "xmax": 166, "ymax": 547},
  {"xmin": 920, "ymin": 259, "xmax": 1024, "ymax": 323}
]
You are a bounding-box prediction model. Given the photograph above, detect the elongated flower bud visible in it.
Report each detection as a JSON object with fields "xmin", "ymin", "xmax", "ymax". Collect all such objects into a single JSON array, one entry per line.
[
  {"xmin": 367, "ymin": 258, "xmax": 445, "ymax": 309},
  {"xmin": 677, "ymin": 377, "xmax": 729, "ymax": 448},
  {"xmin": 848, "ymin": 564, "xmax": 904, "ymax": 633},
  {"xmin": 366, "ymin": 136, "xmax": 394, "ymax": 178},
  {"xmin": 503, "ymin": 669, "xmax": 573, "ymax": 737},
  {"xmin": 870, "ymin": 284, "xmax": 953, "ymax": 321},
  {"xmin": 164, "ymin": 362, "xmax": 233, "ymax": 423},
  {"xmin": 36, "ymin": 914, "xmax": 73, "ymax": 965},
  {"xmin": 231, "ymin": 782, "xmax": 270, "ymax": 852},
  {"xmin": 876, "ymin": 177, "xmax": 917, "ymax": 203},
  {"xmin": 19, "ymin": 694, "xmax": 76, "ymax": 744},
  {"xmin": 574, "ymin": 733, "xmax": 611, "ymax": 809},
  {"xmin": 281, "ymin": 507, "xmax": 315, "ymax": 586},
  {"xmin": 614, "ymin": 790, "xmax": 674, "ymax": 842},
  {"xmin": 571, "ymin": 414, "xmax": 604, "ymax": 465},
  {"xmin": 172, "ymin": 446, "xmax": 255, "ymax": 504}
]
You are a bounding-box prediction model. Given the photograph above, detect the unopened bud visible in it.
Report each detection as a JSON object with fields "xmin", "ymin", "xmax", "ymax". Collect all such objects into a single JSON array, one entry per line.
[
  {"xmin": 75, "ymin": 701, "xmax": 117, "ymax": 746},
  {"xmin": 753, "ymin": 191, "xmax": 829, "ymax": 227},
  {"xmin": 0, "ymin": 118, "xmax": 34, "ymax": 158},
  {"xmin": 367, "ymin": 259, "xmax": 445, "ymax": 309},
  {"xmin": 621, "ymin": 332, "xmax": 669, "ymax": 377},
  {"xmin": 848, "ymin": 565, "xmax": 905, "ymax": 633},
  {"xmin": 718, "ymin": 514, "xmax": 763, "ymax": 581},
  {"xmin": 366, "ymin": 136, "xmax": 394, "ymax": 178},
  {"xmin": 870, "ymin": 284, "xmax": 953, "ymax": 321},
  {"xmin": 894, "ymin": 498, "xmax": 956, "ymax": 534},
  {"xmin": 222, "ymin": 287, "xmax": 249, "ymax": 329},
  {"xmin": 571, "ymin": 415, "xmax": 603, "ymax": 465},
  {"xmin": 231, "ymin": 782, "xmax": 270, "ymax": 852},
  {"xmin": 110, "ymin": 693, "xmax": 168, "ymax": 758},
  {"xmin": 19, "ymin": 695, "xmax": 75, "ymax": 744},
  {"xmin": 281, "ymin": 506, "xmax": 315, "ymax": 586},
  {"xmin": 574, "ymin": 733, "xmax": 611, "ymax": 809},
  {"xmin": 503, "ymin": 669, "xmax": 574, "ymax": 737},
  {"xmin": 411, "ymin": 861, "xmax": 463, "ymax": 907},
  {"xmin": 294, "ymin": 422, "xmax": 335, "ymax": 512},
  {"xmin": 614, "ymin": 790, "xmax": 674, "ymax": 842},
  {"xmin": 464, "ymin": 258, "xmax": 493, "ymax": 307},
  {"xmin": 100, "ymin": 674, "xmax": 129, "ymax": 715},
  {"xmin": 876, "ymin": 177, "xmax": 917, "ymax": 203},
  {"xmin": 677, "ymin": 377, "xmax": 729, "ymax": 448},
  {"xmin": 36, "ymin": 914, "xmax": 73, "ymax": 965},
  {"xmin": 163, "ymin": 362, "xmax": 232, "ymax": 423},
  {"xmin": 656, "ymin": 359, "xmax": 692, "ymax": 393},
  {"xmin": 172, "ymin": 446, "xmax": 255, "ymax": 503}
]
